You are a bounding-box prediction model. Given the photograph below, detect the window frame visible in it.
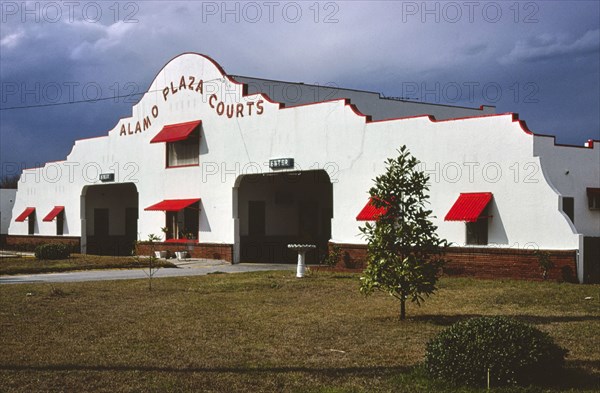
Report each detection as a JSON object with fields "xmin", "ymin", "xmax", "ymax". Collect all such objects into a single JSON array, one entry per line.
[
  {"xmin": 164, "ymin": 204, "xmax": 199, "ymax": 241},
  {"xmin": 562, "ymin": 196, "xmax": 575, "ymax": 224},
  {"xmin": 588, "ymin": 194, "xmax": 600, "ymax": 210},
  {"xmin": 465, "ymin": 217, "xmax": 488, "ymax": 246},
  {"xmin": 28, "ymin": 212, "xmax": 35, "ymax": 235},
  {"xmin": 165, "ymin": 130, "xmax": 200, "ymax": 168},
  {"xmin": 56, "ymin": 211, "xmax": 64, "ymax": 236}
]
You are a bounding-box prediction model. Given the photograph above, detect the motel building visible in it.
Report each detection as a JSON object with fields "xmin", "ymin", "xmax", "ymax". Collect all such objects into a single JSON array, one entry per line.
[{"xmin": 3, "ymin": 53, "xmax": 599, "ymax": 283}]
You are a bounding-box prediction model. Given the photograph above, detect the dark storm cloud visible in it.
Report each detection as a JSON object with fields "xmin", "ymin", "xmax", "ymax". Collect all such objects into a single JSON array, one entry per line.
[
  {"xmin": 1, "ymin": 0, "xmax": 599, "ymax": 174},
  {"xmin": 501, "ymin": 29, "xmax": 600, "ymax": 64}
]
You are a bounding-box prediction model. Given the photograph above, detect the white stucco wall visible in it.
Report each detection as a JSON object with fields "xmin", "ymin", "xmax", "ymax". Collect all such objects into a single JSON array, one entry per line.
[
  {"xmin": 1, "ymin": 189, "xmax": 17, "ymax": 234},
  {"xmin": 8, "ymin": 53, "xmax": 595, "ymax": 262},
  {"xmin": 533, "ymin": 136, "xmax": 600, "ymax": 236}
]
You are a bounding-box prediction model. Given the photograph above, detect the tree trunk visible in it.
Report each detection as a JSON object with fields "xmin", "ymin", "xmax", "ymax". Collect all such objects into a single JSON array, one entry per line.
[{"xmin": 400, "ymin": 297, "xmax": 406, "ymax": 320}]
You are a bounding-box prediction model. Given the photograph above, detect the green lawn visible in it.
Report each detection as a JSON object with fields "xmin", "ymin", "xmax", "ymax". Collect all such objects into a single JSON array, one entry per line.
[
  {"xmin": 0, "ymin": 271, "xmax": 598, "ymax": 392},
  {"xmin": 0, "ymin": 254, "xmax": 176, "ymax": 275}
]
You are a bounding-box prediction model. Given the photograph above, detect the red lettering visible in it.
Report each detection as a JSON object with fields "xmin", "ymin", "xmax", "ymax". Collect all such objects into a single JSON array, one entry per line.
[
  {"xmin": 170, "ymin": 82, "xmax": 178, "ymax": 95},
  {"xmin": 143, "ymin": 116, "xmax": 151, "ymax": 130},
  {"xmin": 162, "ymin": 87, "xmax": 169, "ymax": 101},
  {"xmin": 179, "ymin": 76, "xmax": 186, "ymax": 91},
  {"xmin": 188, "ymin": 76, "xmax": 195, "ymax": 90},
  {"xmin": 151, "ymin": 105, "xmax": 159, "ymax": 118},
  {"xmin": 256, "ymin": 100, "xmax": 264, "ymax": 115},
  {"xmin": 127, "ymin": 123, "xmax": 133, "ymax": 135},
  {"xmin": 216, "ymin": 102, "xmax": 225, "ymax": 116},
  {"xmin": 247, "ymin": 101, "xmax": 254, "ymax": 115},
  {"xmin": 226, "ymin": 104, "xmax": 234, "ymax": 118},
  {"xmin": 195, "ymin": 79, "xmax": 203, "ymax": 93},
  {"xmin": 236, "ymin": 103, "xmax": 244, "ymax": 117},
  {"xmin": 209, "ymin": 94, "xmax": 217, "ymax": 109},
  {"xmin": 120, "ymin": 124, "xmax": 126, "ymax": 136}
]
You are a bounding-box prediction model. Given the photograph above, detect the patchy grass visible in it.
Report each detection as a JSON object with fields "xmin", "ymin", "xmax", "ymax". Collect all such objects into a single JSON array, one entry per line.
[
  {"xmin": 0, "ymin": 272, "xmax": 598, "ymax": 392},
  {"xmin": 0, "ymin": 254, "xmax": 176, "ymax": 275}
]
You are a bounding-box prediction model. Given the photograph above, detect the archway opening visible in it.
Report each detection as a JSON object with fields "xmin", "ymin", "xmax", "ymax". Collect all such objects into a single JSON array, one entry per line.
[
  {"xmin": 236, "ymin": 170, "xmax": 332, "ymax": 263},
  {"xmin": 81, "ymin": 183, "xmax": 139, "ymax": 256}
]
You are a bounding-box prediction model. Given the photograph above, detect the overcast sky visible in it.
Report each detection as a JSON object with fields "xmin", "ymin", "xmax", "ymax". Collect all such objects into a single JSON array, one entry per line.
[{"xmin": 1, "ymin": 0, "xmax": 599, "ymax": 174}]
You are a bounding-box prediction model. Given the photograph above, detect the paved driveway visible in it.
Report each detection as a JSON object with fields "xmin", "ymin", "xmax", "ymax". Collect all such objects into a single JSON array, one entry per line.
[{"xmin": 0, "ymin": 261, "xmax": 295, "ymax": 285}]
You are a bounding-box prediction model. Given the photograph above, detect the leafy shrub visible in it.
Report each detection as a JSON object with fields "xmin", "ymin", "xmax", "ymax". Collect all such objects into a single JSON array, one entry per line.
[
  {"xmin": 35, "ymin": 243, "xmax": 71, "ymax": 260},
  {"xmin": 322, "ymin": 245, "xmax": 341, "ymax": 267},
  {"xmin": 425, "ymin": 316, "xmax": 567, "ymax": 387}
]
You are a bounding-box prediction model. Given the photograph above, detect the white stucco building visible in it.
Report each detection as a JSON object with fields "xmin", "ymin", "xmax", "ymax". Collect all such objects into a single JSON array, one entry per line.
[
  {"xmin": 1, "ymin": 189, "xmax": 17, "ymax": 235},
  {"xmin": 5, "ymin": 53, "xmax": 599, "ymax": 282}
]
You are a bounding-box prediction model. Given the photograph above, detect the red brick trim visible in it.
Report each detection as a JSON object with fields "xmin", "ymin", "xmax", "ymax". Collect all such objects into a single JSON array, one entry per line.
[
  {"xmin": 327, "ymin": 242, "xmax": 368, "ymax": 270},
  {"xmin": 442, "ymin": 247, "xmax": 577, "ymax": 282},
  {"xmin": 136, "ymin": 242, "xmax": 233, "ymax": 262},
  {"xmin": 3, "ymin": 235, "xmax": 80, "ymax": 253},
  {"xmin": 328, "ymin": 242, "xmax": 578, "ymax": 282}
]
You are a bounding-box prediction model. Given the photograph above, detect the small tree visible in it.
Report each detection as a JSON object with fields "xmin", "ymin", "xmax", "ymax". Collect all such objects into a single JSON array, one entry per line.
[
  {"xmin": 359, "ymin": 146, "xmax": 448, "ymax": 320},
  {"xmin": 132, "ymin": 234, "xmax": 163, "ymax": 291}
]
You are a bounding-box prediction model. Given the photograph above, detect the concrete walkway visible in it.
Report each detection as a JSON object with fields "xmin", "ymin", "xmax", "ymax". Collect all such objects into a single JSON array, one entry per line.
[
  {"xmin": 0, "ymin": 260, "xmax": 295, "ymax": 285},
  {"xmin": 0, "ymin": 251, "xmax": 34, "ymax": 258}
]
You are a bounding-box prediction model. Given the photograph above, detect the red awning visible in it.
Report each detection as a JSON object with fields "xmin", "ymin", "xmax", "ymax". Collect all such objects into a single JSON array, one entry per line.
[
  {"xmin": 150, "ymin": 120, "xmax": 201, "ymax": 143},
  {"xmin": 587, "ymin": 187, "xmax": 600, "ymax": 197},
  {"xmin": 356, "ymin": 197, "xmax": 388, "ymax": 221},
  {"xmin": 144, "ymin": 198, "xmax": 201, "ymax": 212},
  {"xmin": 43, "ymin": 206, "xmax": 64, "ymax": 222},
  {"xmin": 15, "ymin": 207, "xmax": 35, "ymax": 222},
  {"xmin": 444, "ymin": 192, "xmax": 493, "ymax": 222}
]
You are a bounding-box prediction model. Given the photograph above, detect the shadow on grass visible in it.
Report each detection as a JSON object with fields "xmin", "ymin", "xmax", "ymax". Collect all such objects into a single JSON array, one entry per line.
[
  {"xmin": 410, "ymin": 314, "xmax": 600, "ymax": 326},
  {"xmin": 3, "ymin": 363, "xmax": 597, "ymax": 391},
  {"xmin": 403, "ymin": 364, "xmax": 600, "ymax": 392},
  {"xmin": 0, "ymin": 364, "xmax": 410, "ymax": 377},
  {"xmin": 0, "ymin": 262, "xmax": 178, "ymax": 276},
  {"xmin": 559, "ymin": 361, "xmax": 600, "ymax": 390}
]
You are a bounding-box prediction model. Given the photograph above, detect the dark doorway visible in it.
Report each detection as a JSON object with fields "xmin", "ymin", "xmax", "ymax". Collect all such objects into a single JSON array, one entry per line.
[
  {"xmin": 237, "ymin": 170, "xmax": 333, "ymax": 263},
  {"xmin": 94, "ymin": 209, "xmax": 109, "ymax": 237},
  {"xmin": 249, "ymin": 201, "xmax": 266, "ymax": 236},
  {"xmin": 125, "ymin": 207, "xmax": 138, "ymax": 243},
  {"xmin": 584, "ymin": 237, "xmax": 600, "ymax": 283},
  {"xmin": 82, "ymin": 183, "xmax": 138, "ymax": 256},
  {"xmin": 298, "ymin": 201, "xmax": 318, "ymax": 240}
]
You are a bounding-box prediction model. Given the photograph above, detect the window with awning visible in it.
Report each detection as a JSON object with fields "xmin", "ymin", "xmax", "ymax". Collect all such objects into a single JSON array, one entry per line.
[
  {"xmin": 15, "ymin": 207, "xmax": 35, "ymax": 222},
  {"xmin": 15, "ymin": 207, "xmax": 36, "ymax": 235},
  {"xmin": 150, "ymin": 120, "xmax": 201, "ymax": 168},
  {"xmin": 587, "ymin": 188, "xmax": 600, "ymax": 210},
  {"xmin": 150, "ymin": 120, "xmax": 201, "ymax": 144},
  {"xmin": 144, "ymin": 199, "xmax": 200, "ymax": 241},
  {"xmin": 445, "ymin": 193, "xmax": 493, "ymax": 245},
  {"xmin": 43, "ymin": 206, "xmax": 65, "ymax": 236},
  {"xmin": 356, "ymin": 197, "xmax": 388, "ymax": 221},
  {"xmin": 43, "ymin": 206, "xmax": 64, "ymax": 222},
  {"xmin": 444, "ymin": 192, "xmax": 493, "ymax": 222},
  {"xmin": 144, "ymin": 199, "xmax": 201, "ymax": 211}
]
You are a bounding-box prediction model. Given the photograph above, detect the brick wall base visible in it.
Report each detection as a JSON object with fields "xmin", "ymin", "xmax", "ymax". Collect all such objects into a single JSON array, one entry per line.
[
  {"xmin": 136, "ymin": 242, "xmax": 233, "ymax": 262},
  {"xmin": 328, "ymin": 242, "xmax": 578, "ymax": 283},
  {"xmin": 3, "ymin": 235, "xmax": 81, "ymax": 253}
]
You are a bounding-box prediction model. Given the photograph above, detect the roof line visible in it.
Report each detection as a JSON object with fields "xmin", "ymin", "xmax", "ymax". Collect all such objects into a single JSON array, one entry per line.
[{"xmin": 228, "ymin": 74, "xmax": 496, "ymax": 112}]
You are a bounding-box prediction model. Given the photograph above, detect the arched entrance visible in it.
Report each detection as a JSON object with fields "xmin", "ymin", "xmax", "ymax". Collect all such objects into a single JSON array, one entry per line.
[
  {"xmin": 234, "ymin": 170, "xmax": 333, "ymax": 263},
  {"xmin": 81, "ymin": 183, "xmax": 139, "ymax": 256}
]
